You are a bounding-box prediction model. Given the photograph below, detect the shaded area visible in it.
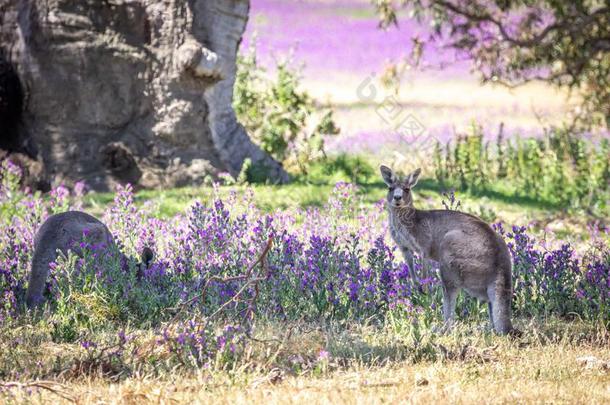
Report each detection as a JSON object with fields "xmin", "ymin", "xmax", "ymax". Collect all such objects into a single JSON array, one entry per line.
[
  {"xmin": 0, "ymin": 0, "xmax": 287, "ymax": 191},
  {"xmin": 0, "ymin": 51, "xmax": 23, "ymax": 152}
]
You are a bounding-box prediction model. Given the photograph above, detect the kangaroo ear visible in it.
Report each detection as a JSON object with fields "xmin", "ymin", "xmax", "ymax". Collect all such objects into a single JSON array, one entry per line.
[
  {"xmin": 140, "ymin": 247, "xmax": 154, "ymax": 268},
  {"xmin": 380, "ymin": 165, "xmax": 396, "ymax": 186},
  {"xmin": 406, "ymin": 168, "xmax": 421, "ymax": 187}
]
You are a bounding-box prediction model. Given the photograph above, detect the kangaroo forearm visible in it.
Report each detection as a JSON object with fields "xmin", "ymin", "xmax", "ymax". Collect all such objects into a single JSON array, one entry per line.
[{"xmin": 26, "ymin": 250, "xmax": 56, "ymax": 307}]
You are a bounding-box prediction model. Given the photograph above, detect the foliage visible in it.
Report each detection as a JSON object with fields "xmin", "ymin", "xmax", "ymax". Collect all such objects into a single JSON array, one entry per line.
[
  {"xmin": 432, "ymin": 123, "xmax": 610, "ymax": 211},
  {"xmin": 441, "ymin": 189, "xmax": 462, "ymax": 211},
  {"xmin": 373, "ymin": 0, "xmax": 610, "ymax": 128},
  {"xmin": 234, "ymin": 45, "xmax": 340, "ymax": 178},
  {"xmin": 1, "ymin": 163, "xmax": 609, "ymax": 364},
  {"xmin": 0, "ymin": 171, "xmax": 608, "ymax": 400},
  {"xmin": 0, "ymin": 160, "xmax": 25, "ymax": 221},
  {"xmin": 300, "ymin": 154, "xmax": 376, "ymax": 185}
]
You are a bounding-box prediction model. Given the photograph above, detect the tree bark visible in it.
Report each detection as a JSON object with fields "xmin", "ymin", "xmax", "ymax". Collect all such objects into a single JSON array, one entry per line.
[{"xmin": 0, "ymin": 0, "xmax": 288, "ymax": 191}]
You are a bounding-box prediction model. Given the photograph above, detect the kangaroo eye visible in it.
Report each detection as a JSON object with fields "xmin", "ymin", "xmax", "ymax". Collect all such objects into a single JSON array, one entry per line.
[{"xmin": 388, "ymin": 186, "xmax": 395, "ymax": 191}]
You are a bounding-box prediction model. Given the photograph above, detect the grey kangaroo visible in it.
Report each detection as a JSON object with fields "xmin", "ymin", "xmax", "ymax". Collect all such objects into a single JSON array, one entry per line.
[
  {"xmin": 380, "ymin": 165, "xmax": 515, "ymax": 335},
  {"xmin": 26, "ymin": 211, "xmax": 154, "ymax": 308}
]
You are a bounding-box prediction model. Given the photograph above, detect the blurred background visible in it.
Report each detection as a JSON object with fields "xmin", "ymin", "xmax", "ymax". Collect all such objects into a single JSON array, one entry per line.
[
  {"xmin": 244, "ymin": 0, "xmax": 572, "ymax": 155},
  {"xmin": 233, "ymin": 0, "xmax": 609, "ymax": 232},
  {"xmin": 1, "ymin": 0, "xmax": 609, "ymax": 234}
]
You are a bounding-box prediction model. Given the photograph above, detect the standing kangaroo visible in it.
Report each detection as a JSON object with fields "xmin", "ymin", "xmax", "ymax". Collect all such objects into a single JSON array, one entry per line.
[
  {"xmin": 380, "ymin": 165, "xmax": 515, "ymax": 335},
  {"xmin": 26, "ymin": 211, "xmax": 154, "ymax": 308}
]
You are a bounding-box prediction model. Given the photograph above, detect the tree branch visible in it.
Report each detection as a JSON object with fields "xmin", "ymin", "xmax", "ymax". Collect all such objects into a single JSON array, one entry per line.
[{"xmin": 434, "ymin": 0, "xmax": 608, "ymax": 49}]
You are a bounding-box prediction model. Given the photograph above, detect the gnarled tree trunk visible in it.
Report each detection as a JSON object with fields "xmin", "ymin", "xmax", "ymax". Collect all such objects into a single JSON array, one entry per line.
[{"xmin": 0, "ymin": 0, "xmax": 288, "ymax": 191}]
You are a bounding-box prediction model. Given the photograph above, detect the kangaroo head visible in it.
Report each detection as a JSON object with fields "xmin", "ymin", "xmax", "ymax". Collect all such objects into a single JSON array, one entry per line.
[
  {"xmin": 136, "ymin": 247, "xmax": 155, "ymax": 279},
  {"xmin": 380, "ymin": 165, "xmax": 421, "ymax": 209}
]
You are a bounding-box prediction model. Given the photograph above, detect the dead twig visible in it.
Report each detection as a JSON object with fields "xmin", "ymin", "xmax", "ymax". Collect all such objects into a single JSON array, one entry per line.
[
  {"xmin": 262, "ymin": 321, "xmax": 299, "ymax": 369},
  {"xmin": 198, "ymin": 237, "xmax": 273, "ymax": 336},
  {"xmin": 166, "ymin": 237, "xmax": 273, "ymax": 323},
  {"xmin": 0, "ymin": 380, "xmax": 77, "ymax": 403}
]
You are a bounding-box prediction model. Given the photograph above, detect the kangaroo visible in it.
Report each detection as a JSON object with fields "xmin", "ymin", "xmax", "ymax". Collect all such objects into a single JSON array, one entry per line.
[
  {"xmin": 26, "ymin": 211, "xmax": 154, "ymax": 308},
  {"xmin": 380, "ymin": 165, "xmax": 515, "ymax": 335}
]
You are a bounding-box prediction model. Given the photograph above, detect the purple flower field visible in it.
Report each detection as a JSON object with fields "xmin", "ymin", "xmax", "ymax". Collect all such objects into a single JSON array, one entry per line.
[
  {"xmin": 244, "ymin": 0, "xmax": 468, "ymax": 78},
  {"xmin": 242, "ymin": 0, "xmax": 578, "ymax": 157},
  {"xmin": 0, "ymin": 162, "xmax": 608, "ymax": 365}
]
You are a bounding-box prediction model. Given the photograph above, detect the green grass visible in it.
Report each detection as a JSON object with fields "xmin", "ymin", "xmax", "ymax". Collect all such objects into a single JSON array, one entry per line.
[
  {"xmin": 84, "ymin": 179, "xmax": 559, "ymax": 218},
  {"xmin": 82, "ymin": 175, "xmax": 596, "ymax": 243},
  {"xmin": 80, "ymin": 149, "xmax": 607, "ymax": 224},
  {"xmin": 84, "ymin": 183, "xmax": 342, "ymax": 217}
]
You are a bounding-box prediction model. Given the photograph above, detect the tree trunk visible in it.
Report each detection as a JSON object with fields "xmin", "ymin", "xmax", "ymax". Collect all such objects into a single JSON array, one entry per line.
[{"xmin": 0, "ymin": 0, "xmax": 288, "ymax": 191}]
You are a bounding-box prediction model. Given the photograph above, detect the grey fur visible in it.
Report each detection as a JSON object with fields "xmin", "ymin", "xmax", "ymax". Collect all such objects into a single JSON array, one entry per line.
[
  {"xmin": 380, "ymin": 165, "xmax": 515, "ymax": 335},
  {"xmin": 26, "ymin": 211, "xmax": 153, "ymax": 308}
]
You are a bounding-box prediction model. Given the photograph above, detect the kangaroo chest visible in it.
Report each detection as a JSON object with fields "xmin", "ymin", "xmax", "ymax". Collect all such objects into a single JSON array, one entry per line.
[{"xmin": 389, "ymin": 211, "xmax": 422, "ymax": 255}]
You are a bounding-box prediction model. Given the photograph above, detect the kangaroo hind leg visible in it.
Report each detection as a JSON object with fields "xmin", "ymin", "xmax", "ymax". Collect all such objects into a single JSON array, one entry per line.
[{"xmin": 488, "ymin": 302, "xmax": 494, "ymax": 331}]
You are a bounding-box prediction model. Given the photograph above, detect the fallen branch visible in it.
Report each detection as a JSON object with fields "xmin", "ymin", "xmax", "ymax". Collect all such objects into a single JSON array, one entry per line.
[{"xmin": 167, "ymin": 236, "xmax": 274, "ymax": 324}]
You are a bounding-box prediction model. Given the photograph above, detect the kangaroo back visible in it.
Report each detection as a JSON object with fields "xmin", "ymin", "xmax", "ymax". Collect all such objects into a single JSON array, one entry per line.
[{"xmin": 26, "ymin": 211, "xmax": 114, "ymax": 308}]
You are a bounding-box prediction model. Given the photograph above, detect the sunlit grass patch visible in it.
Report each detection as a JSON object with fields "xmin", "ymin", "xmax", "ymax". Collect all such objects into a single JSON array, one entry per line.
[{"xmin": 1, "ymin": 319, "xmax": 608, "ymax": 404}]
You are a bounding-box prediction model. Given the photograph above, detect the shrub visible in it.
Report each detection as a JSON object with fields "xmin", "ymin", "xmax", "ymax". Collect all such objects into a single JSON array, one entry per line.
[
  {"xmin": 301, "ymin": 154, "xmax": 376, "ymax": 185},
  {"xmin": 433, "ymin": 126, "xmax": 610, "ymax": 211},
  {"xmin": 234, "ymin": 45, "xmax": 340, "ymax": 178}
]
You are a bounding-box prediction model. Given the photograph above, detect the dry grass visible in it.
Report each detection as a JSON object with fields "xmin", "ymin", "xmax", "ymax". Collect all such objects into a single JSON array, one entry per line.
[
  {"xmin": 3, "ymin": 345, "xmax": 609, "ymax": 404},
  {"xmin": 2, "ymin": 320, "xmax": 609, "ymax": 404}
]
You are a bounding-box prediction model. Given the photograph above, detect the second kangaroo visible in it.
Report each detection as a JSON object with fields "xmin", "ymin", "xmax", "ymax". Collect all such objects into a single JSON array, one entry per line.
[
  {"xmin": 380, "ymin": 165, "xmax": 515, "ymax": 335},
  {"xmin": 26, "ymin": 211, "xmax": 154, "ymax": 308}
]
